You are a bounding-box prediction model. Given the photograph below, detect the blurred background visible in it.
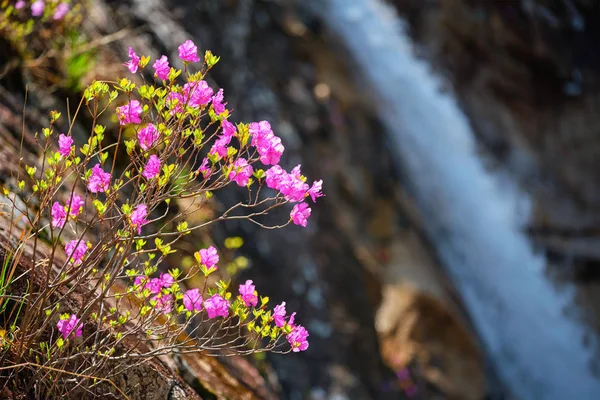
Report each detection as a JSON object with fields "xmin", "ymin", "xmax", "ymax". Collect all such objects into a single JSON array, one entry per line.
[{"xmin": 2, "ymin": 0, "xmax": 600, "ymax": 399}]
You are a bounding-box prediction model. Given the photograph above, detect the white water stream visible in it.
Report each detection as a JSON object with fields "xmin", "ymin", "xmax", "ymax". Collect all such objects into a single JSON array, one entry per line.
[{"xmin": 319, "ymin": 1, "xmax": 600, "ymax": 398}]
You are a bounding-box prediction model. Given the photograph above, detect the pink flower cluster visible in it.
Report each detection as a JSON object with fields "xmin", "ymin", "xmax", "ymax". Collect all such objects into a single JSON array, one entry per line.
[
  {"xmin": 117, "ymin": 100, "xmax": 143, "ymax": 125},
  {"xmin": 198, "ymin": 246, "xmax": 219, "ymax": 271},
  {"xmin": 129, "ymin": 204, "xmax": 149, "ymax": 234},
  {"xmin": 249, "ymin": 121, "xmax": 284, "ymax": 166},
  {"xmin": 138, "ymin": 124, "xmax": 159, "ymax": 150},
  {"xmin": 58, "ymin": 134, "xmax": 73, "ymax": 158},
  {"xmin": 142, "ymin": 155, "xmax": 161, "ymax": 180},
  {"xmin": 56, "ymin": 314, "xmax": 82, "ymax": 339},
  {"xmin": 273, "ymin": 302, "xmax": 308, "ymax": 351},
  {"xmin": 239, "ymin": 280, "xmax": 258, "ymax": 307},
  {"xmin": 134, "ymin": 273, "xmax": 174, "ymax": 295},
  {"xmin": 203, "ymin": 293, "xmax": 229, "ymax": 318},
  {"xmin": 65, "ymin": 239, "xmax": 87, "ymax": 266},
  {"xmin": 51, "ymin": 194, "xmax": 84, "ymax": 228},
  {"xmin": 87, "ymin": 164, "xmax": 111, "ymax": 193}
]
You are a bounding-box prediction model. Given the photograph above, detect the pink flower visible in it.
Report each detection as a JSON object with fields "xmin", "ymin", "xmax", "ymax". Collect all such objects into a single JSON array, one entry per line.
[
  {"xmin": 15, "ymin": 1, "xmax": 24, "ymax": 10},
  {"xmin": 31, "ymin": 0, "xmax": 44, "ymax": 16},
  {"xmin": 53, "ymin": 3, "xmax": 69, "ymax": 20},
  {"xmin": 288, "ymin": 312, "xmax": 297, "ymax": 328},
  {"xmin": 152, "ymin": 55, "xmax": 170, "ymax": 80},
  {"xmin": 209, "ymin": 135, "xmax": 231, "ymax": 158},
  {"xmin": 222, "ymin": 120, "xmax": 236, "ymax": 137},
  {"xmin": 145, "ymin": 278, "xmax": 163, "ymax": 294},
  {"xmin": 212, "ymin": 89, "xmax": 227, "ymax": 114},
  {"xmin": 228, "ymin": 158, "xmax": 253, "ymax": 187},
  {"xmin": 142, "ymin": 154, "xmax": 161, "ymax": 179},
  {"xmin": 307, "ymin": 180, "xmax": 323, "ymax": 202},
  {"xmin": 199, "ymin": 246, "xmax": 218, "ymax": 270},
  {"xmin": 67, "ymin": 194, "xmax": 84, "ymax": 217},
  {"xmin": 87, "ymin": 164, "xmax": 111, "ymax": 193},
  {"xmin": 138, "ymin": 124, "xmax": 159, "ymax": 151},
  {"xmin": 279, "ymin": 165, "xmax": 309, "ymax": 202},
  {"xmin": 199, "ymin": 157, "xmax": 212, "ymax": 179},
  {"xmin": 273, "ymin": 302, "xmax": 287, "ymax": 328},
  {"xmin": 287, "ymin": 325, "xmax": 309, "ymax": 352},
  {"xmin": 166, "ymin": 91, "xmax": 184, "ymax": 115},
  {"xmin": 57, "ymin": 314, "xmax": 83, "ymax": 339},
  {"xmin": 291, "ymin": 202, "xmax": 311, "ymax": 227},
  {"xmin": 51, "ymin": 202, "xmax": 67, "ymax": 228},
  {"xmin": 183, "ymin": 288, "xmax": 202, "ymax": 312},
  {"xmin": 65, "ymin": 240, "xmax": 87, "ymax": 266},
  {"xmin": 249, "ymin": 121, "xmax": 273, "ymax": 147},
  {"xmin": 256, "ymin": 133, "xmax": 284, "ymax": 166},
  {"xmin": 130, "ymin": 204, "xmax": 148, "ymax": 235},
  {"xmin": 178, "ymin": 40, "xmax": 200, "ymax": 63},
  {"xmin": 183, "ymin": 81, "xmax": 213, "ymax": 108},
  {"xmin": 142, "ymin": 273, "xmax": 172, "ymax": 294},
  {"xmin": 58, "ymin": 134, "xmax": 73, "ymax": 158},
  {"xmin": 134, "ymin": 276, "xmax": 148, "ymax": 290},
  {"xmin": 124, "ymin": 47, "xmax": 140, "ymax": 74},
  {"xmin": 117, "ymin": 100, "xmax": 143, "ymax": 125},
  {"xmin": 265, "ymin": 165, "xmax": 285, "ymax": 189},
  {"xmin": 203, "ymin": 294, "xmax": 229, "ymax": 318},
  {"xmin": 159, "ymin": 273, "xmax": 174, "ymax": 288},
  {"xmin": 239, "ymin": 280, "xmax": 258, "ymax": 307},
  {"xmin": 152, "ymin": 294, "xmax": 173, "ymax": 314}
]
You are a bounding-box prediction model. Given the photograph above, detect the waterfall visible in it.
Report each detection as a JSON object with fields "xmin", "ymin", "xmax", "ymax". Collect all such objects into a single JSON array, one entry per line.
[{"xmin": 318, "ymin": 0, "xmax": 600, "ymax": 398}]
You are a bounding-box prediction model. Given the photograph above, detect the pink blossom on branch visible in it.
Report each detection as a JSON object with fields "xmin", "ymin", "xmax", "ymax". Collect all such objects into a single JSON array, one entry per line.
[
  {"xmin": 159, "ymin": 273, "xmax": 174, "ymax": 288},
  {"xmin": 138, "ymin": 124, "xmax": 159, "ymax": 151},
  {"xmin": 53, "ymin": 2, "xmax": 69, "ymax": 20},
  {"xmin": 124, "ymin": 47, "xmax": 140, "ymax": 74},
  {"xmin": 273, "ymin": 302, "xmax": 287, "ymax": 328},
  {"xmin": 228, "ymin": 158, "xmax": 253, "ymax": 187},
  {"xmin": 199, "ymin": 157, "xmax": 212, "ymax": 179},
  {"xmin": 51, "ymin": 202, "xmax": 67, "ymax": 228},
  {"xmin": 209, "ymin": 134, "xmax": 231, "ymax": 158},
  {"xmin": 211, "ymin": 89, "xmax": 227, "ymax": 114},
  {"xmin": 130, "ymin": 204, "xmax": 149, "ymax": 235},
  {"xmin": 198, "ymin": 246, "xmax": 219, "ymax": 270},
  {"xmin": 57, "ymin": 314, "xmax": 83, "ymax": 339},
  {"xmin": 307, "ymin": 180, "xmax": 324, "ymax": 202},
  {"xmin": 265, "ymin": 165, "xmax": 285, "ymax": 190},
  {"xmin": 87, "ymin": 164, "xmax": 111, "ymax": 193},
  {"xmin": 279, "ymin": 165, "xmax": 309, "ymax": 202},
  {"xmin": 250, "ymin": 120, "xmax": 285, "ymax": 166},
  {"xmin": 178, "ymin": 40, "xmax": 200, "ymax": 63},
  {"xmin": 67, "ymin": 194, "xmax": 84, "ymax": 217},
  {"xmin": 239, "ymin": 280, "xmax": 258, "ymax": 307},
  {"xmin": 249, "ymin": 121, "xmax": 273, "ymax": 147},
  {"xmin": 222, "ymin": 120, "xmax": 236, "ymax": 137},
  {"xmin": 117, "ymin": 100, "xmax": 143, "ymax": 125},
  {"xmin": 58, "ymin": 134, "xmax": 73, "ymax": 158},
  {"xmin": 287, "ymin": 325, "xmax": 309, "ymax": 352},
  {"xmin": 152, "ymin": 55, "xmax": 170, "ymax": 80},
  {"xmin": 204, "ymin": 294, "xmax": 229, "ymax": 319},
  {"xmin": 183, "ymin": 81, "xmax": 213, "ymax": 108},
  {"xmin": 15, "ymin": 1, "xmax": 24, "ymax": 10},
  {"xmin": 31, "ymin": 0, "xmax": 44, "ymax": 16},
  {"xmin": 142, "ymin": 154, "xmax": 161, "ymax": 179},
  {"xmin": 183, "ymin": 288, "xmax": 203, "ymax": 312},
  {"xmin": 166, "ymin": 92, "xmax": 184, "ymax": 115},
  {"xmin": 256, "ymin": 133, "xmax": 284, "ymax": 166},
  {"xmin": 65, "ymin": 240, "xmax": 87, "ymax": 266},
  {"xmin": 152, "ymin": 294, "xmax": 173, "ymax": 314},
  {"xmin": 291, "ymin": 202, "xmax": 311, "ymax": 227}
]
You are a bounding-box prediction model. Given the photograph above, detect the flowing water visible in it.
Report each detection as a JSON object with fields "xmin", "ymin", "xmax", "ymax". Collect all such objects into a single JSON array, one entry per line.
[{"xmin": 317, "ymin": 0, "xmax": 600, "ymax": 398}]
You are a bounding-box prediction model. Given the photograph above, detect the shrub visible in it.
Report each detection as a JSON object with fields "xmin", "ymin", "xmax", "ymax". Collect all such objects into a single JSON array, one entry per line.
[{"xmin": 0, "ymin": 39, "xmax": 323, "ymax": 397}]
